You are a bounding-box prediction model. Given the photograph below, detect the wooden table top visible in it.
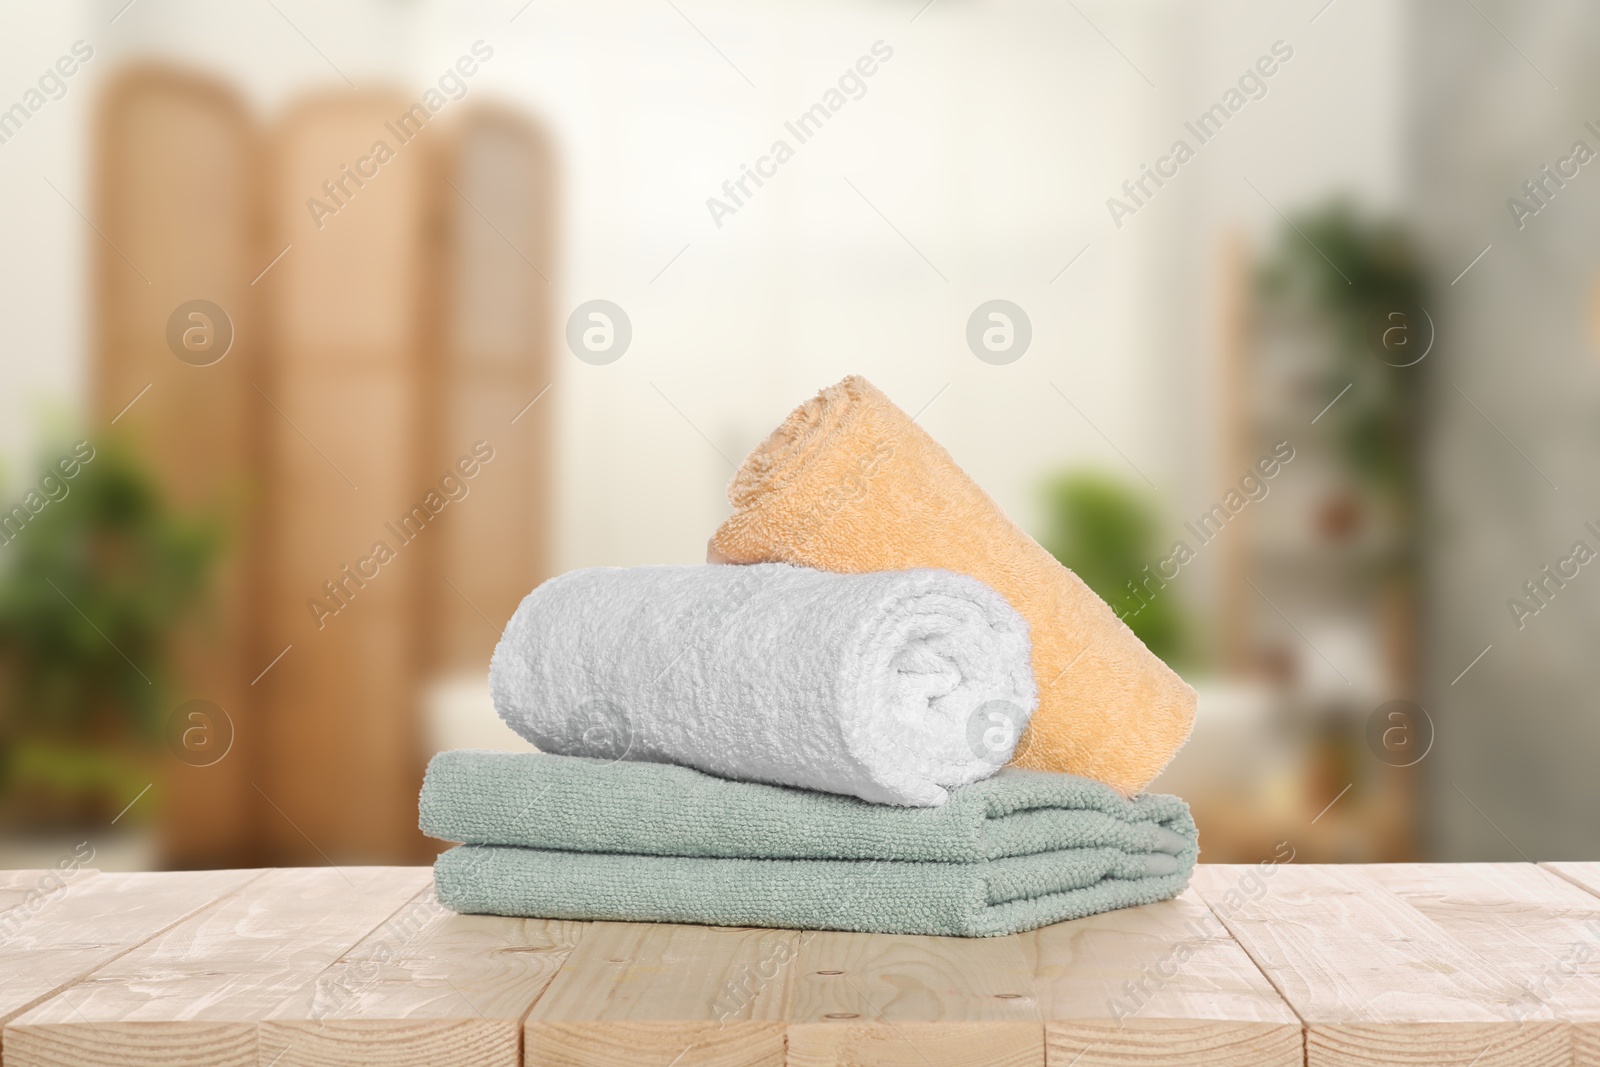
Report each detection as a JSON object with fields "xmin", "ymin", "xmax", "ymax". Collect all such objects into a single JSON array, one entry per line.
[{"xmin": 0, "ymin": 862, "xmax": 1595, "ymax": 1066}]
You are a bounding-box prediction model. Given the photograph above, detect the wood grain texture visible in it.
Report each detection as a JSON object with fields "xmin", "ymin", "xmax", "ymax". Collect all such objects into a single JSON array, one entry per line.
[
  {"xmin": 1025, "ymin": 890, "xmax": 1300, "ymax": 1067},
  {"xmin": 786, "ymin": 929, "xmax": 1042, "ymax": 1067},
  {"xmin": 1192, "ymin": 864, "xmax": 1564, "ymax": 1067},
  {"xmin": 261, "ymin": 885, "xmax": 583, "ymax": 1067},
  {"xmin": 18, "ymin": 865, "xmax": 1600, "ymax": 1067},
  {"xmin": 0, "ymin": 868, "xmax": 97, "ymax": 916},
  {"xmin": 525, "ymin": 921, "xmax": 798, "ymax": 1067},
  {"xmin": 5, "ymin": 867, "xmax": 427, "ymax": 1067},
  {"xmin": 0, "ymin": 869, "xmax": 260, "ymax": 1062},
  {"xmin": 1368, "ymin": 864, "xmax": 1600, "ymax": 1018},
  {"xmin": 1543, "ymin": 861, "xmax": 1600, "ymax": 900},
  {"xmin": 1537, "ymin": 862, "xmax": 1600, "ymax": 1062}
]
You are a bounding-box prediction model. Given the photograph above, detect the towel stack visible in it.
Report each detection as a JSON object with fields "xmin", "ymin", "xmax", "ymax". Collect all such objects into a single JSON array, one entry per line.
[{"xmin": 421, "ymin": 375, "xmax": 1199, "ymax": 937}]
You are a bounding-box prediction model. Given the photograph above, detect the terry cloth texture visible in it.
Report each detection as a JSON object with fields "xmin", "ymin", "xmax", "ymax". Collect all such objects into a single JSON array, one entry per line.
[
  {"xmin": 422, "ymin": 750, "xmax": 1197, "ymax": 937},
  {"xmin": 487, "ymin": 562, "xmax": 1036, "ymax": 807},
  {"xmin": 709, "ymin": 375, "xmax": 1197, "ymax": 796},
  {"xmin": 421, "ymin": 750, "xmax": 1192, "ymax": 861}
]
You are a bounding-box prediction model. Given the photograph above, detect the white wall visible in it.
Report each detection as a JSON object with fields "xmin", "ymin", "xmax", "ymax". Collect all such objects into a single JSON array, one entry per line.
[
  {"xmin": 0, "ymin": 0, "xmax": 95, "ymax": 480},
  {"xmin": 1411, "ymin": 0, "xmax": 1600, "ymax": 860},
  {"xmin": 0, "ymin": 0, "xmax": 1407, "ymax": 581}
]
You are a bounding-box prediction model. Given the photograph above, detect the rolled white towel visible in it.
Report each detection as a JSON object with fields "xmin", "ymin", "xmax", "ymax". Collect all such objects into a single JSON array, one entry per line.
[{"xmin": 488, "ymin": 563, "xmax": 1038, "ymax": 806}]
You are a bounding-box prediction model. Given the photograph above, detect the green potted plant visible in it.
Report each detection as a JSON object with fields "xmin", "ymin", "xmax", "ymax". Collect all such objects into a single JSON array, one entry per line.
[
  {"xmin": 1038, "ymin": 471, "xmax": 1187, "ymax": 669},
  {"xmin": 1256, "ymin": 199, "xmax": 1430, "ymax": 522},
  {"xmin": 0, "ymin": 437, "xmax": 222, "ymax": 830}
]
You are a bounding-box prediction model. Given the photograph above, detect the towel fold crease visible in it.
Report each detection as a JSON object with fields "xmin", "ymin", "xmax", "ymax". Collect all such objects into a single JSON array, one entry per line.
[{"xmin": 422, "ymin": 750, "xmax": 1198, "ymax": 937}]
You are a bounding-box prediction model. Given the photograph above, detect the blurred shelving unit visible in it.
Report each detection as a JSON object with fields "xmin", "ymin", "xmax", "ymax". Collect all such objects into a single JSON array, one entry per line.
[{"xmin": 1195, "ymin": 225, "xmax": 1424, "ymax": 863}]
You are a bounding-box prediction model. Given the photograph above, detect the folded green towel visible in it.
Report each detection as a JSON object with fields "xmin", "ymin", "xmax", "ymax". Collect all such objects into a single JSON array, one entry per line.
[{"xmin": 422, "ymin": 751, "xmax": 1197, "ymax": 937}]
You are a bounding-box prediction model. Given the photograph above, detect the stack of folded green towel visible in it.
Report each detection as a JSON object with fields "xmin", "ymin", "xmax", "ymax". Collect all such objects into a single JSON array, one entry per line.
[
  {"xmin": 419, "ymin": 380, "xmax": 1201, "ymax": 938},
  {"xmin": 422, "ymin": 750, "xmax": 1197, "ymax": 937}
]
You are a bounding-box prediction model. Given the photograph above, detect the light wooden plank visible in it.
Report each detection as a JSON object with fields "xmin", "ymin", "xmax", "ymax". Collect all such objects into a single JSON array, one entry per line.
[
  {"xmin": 524, "ymin": 922, "xmax": 798, "ymax": 1067},
  {"xmin": 1536, "ymin": 862, "xmax": 1600, "ymax": 1062},
  {"xmin": 6, "ymin": 866, "xmax": 429, "ymax": 1067},
  {"xmin": 786, "ymin": 929, "xmax": 1042, "ymax": 1067},
  {"xmin": 1023, "ymin": 890, "xmax": 1301, "ymax": 1067},
  {"xmin": 1192, "ymin": 864, "xmax": 1565, "ymax": 1067},
  {"xmin": 0, "ymin": 868, "xmax": 98, "ymax": 916},
  {"xmin": 1369, "ymin": 864, "xmax": 1600, "ymax": 1017},
  {"xmin": 260, "ymin": 885, "xmax": 584, "ymax": 1067},
  {"xmin": 1543, "ymin": 862, "xmax": 1600, "ymax": 901},
  {"xmin": 18, "ymin": 864, "xmax": 1600, "ymax": 1067},
  {"xmin": 0, "ymin": 869, "xmax": 260, "ymax": 1061}
]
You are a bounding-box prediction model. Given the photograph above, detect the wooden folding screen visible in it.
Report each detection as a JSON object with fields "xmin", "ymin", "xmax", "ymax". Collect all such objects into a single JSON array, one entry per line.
[
  {"xmin": 93, "ymin": 68, "xmax": 260, "ymax": 868},
  {"xmin": 255, "ymin": 93, "xmax": 438, "ymax": 863},
  {"xmin": 429, "ymin": 107, "xmax": 556, "ymax": 674},
  {"xmin": 95, "ymin": 77, "xmax": 557, "ymax": 865}
]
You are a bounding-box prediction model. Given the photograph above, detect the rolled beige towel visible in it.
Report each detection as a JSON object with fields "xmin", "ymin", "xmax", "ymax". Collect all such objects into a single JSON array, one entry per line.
[{"xmin": 710, "ymin": 375, "xmax": 1195, "ymax": 795}]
